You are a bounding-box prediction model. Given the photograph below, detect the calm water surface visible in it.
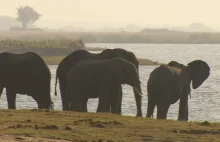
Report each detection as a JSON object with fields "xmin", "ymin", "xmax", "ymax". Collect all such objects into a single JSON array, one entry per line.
[{"xmin": 0, "ymin": 43, "xmax": 219, "ymax": 122}]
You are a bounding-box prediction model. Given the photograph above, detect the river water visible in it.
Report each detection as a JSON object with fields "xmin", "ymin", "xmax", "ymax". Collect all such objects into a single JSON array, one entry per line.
[{"xmin": 0, "ymin": 43, "xmax": 219, "ymax": 122}]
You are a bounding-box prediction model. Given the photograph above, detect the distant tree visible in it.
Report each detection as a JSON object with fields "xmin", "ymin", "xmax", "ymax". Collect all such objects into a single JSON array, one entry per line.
[{"xmin": 16, "ymin": 6, "xmax": 41, "ymax": 29}]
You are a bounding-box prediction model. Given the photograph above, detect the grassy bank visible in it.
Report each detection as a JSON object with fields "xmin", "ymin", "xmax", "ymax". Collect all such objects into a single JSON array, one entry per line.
[
  {"xmin": 42, "ymin": 56, "xmax": 162, "ymax": 66},
  {"xmin": 0, "ymin": 109, "xmax": 219, "ymax": 142},
  {"xmin": 0, "ymin": 31, "xmax": 220, "ymax": 44}
]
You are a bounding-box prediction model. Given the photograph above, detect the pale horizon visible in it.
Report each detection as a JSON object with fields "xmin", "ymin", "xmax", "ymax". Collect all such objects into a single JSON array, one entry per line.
[{"xmin": 0, "ymin": 0, "xmax": 220, "ymax": 30}]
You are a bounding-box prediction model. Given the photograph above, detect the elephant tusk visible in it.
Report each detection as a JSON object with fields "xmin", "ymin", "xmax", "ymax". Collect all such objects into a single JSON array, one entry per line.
[
  {"xmin": 139, "ymin": 79, "xmax": 142, "ymax": 84},
  {"xmin": 189, "ymin": 93, "xmax": 191, "ymax": 98},
  {"xmin": 134, "ymin": 87, "xmax": 144, "ymax": 97}
]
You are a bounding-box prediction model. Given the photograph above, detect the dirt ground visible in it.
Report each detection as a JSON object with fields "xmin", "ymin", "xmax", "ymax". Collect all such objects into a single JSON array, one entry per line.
[{"xmin": 0, "ymin": 134, "xmax": 71, "ymax": 142}]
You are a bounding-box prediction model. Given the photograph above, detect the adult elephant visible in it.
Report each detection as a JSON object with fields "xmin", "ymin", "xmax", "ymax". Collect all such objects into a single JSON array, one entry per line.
[
  {"xmin": 54, "ymin": 48, "xmax": 142, "ymax": 117},
  {"xmin": 146, "ymin": 60, "xmax": 210, "ymax": 121},
  {"xmin": 0, "ymin": 52, "xmax": 54, "ymax": 109},
  {"xmin": 66, "ymin": 58, "xmax": 142, "ymax": 113}
]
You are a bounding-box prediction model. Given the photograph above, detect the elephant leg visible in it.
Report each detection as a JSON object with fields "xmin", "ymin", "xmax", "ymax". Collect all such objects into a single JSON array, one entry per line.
[
  {"xmin": 185, "ymin": 103, "xmax": 188, "ymax": 121},
  {"xmin": 6, "ymin": 88, "xmax": 16, "ymax": 109},
  {"xmin": 32, "ymin": 94, "xmax": 45, "ymax": 109},
  {"xmin": 60, "ymin": 80, "xmax": 69, "ymax": 111},
  {"xmin": 157, "ymin": 103, "xmax": 170, "ymax": 119},
  {"xmin": 97, "ymin": 98, "xmax": 110, "ymax": 113},
  {"xmin": 31, "ymin": 95, "xmax": 41, "ymax": 109},
  {"xmin": 178, "ymin": 93, "xmax": 189, "ymax": 121},
  {"xmin": 80, "ymin": 98, "xmax": 88, "ymax": 112},
  {"xmin": 69, "ymin": 99, "xmax": 79, "ymax": 111},
  {"xmin": 97, "ymin": 91, "xmax": 110, "ymax": 113},
  {"xmin": 146, "ymin": 95, "xmax": 156, "ymax": 118},
  {"xmin": 97, "ymin": 83, "xmax": 111, "ymax": 113},
  {"xmin": 110, "ymin": 84, "xmax": 121, "ymax": 114},
  {"xmin": 70, "ymin": 95, "xmax": 81, "ymax": 112},
  {"xmin": 133, "ymin": 87, "xmax": 142, "ymax": 117},
  {"xmin": 115, "ymin": 85, "xmax": 122, "ymax": 114},
  {"xmin": 156, "ymin": 95, "xmax": 170, "ymax": 119}
]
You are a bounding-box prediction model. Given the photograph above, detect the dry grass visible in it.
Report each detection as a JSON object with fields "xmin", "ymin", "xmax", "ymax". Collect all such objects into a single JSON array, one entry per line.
[{"xmin": 0, "ymin": 109, "xmax": 219, "ymax": 142}]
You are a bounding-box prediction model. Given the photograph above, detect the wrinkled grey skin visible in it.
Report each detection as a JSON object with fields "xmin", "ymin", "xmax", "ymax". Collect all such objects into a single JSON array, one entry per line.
[
  {"xmin": 146, "ymin": 60, "xmax": 210, "ymax": 121},
  {"xmin": 55, "ymin": 48, "xmax": 142, "ymax": 117},
  {"xmin": 66, "ymin": 58, "xmax": 142, "ymax": 114},
  {"xmin": 0, "ymin": 52, "xmax": 53, "ymax": 110}
]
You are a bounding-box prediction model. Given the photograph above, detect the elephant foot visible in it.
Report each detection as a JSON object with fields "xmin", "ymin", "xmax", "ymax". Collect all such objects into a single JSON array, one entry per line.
[
  {"xmin": 146, "ymin": 114, "xmax": 153, "ymax": 118},
  {"xmin": 177, "ymin": 118, "xmax": 188, "ymax": 121},
  {"xmin": 136, "ymin": 112, "xmax": 142, "ymax": 117}
]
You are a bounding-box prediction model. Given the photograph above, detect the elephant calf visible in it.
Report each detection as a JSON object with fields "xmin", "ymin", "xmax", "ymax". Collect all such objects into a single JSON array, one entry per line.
[
  {"xmin": 147, "ymin": 60, "xmax": 210, "ymax": 121},
  {"xmin": 66, "ymin": 58, "xmax": 142, "ymax": 114}
]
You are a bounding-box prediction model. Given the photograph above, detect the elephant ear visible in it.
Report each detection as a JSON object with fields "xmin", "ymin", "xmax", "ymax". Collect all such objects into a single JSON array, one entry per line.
[
  {"xmin": 127, "ymin": 52, "xmax": 139, "ymax": 69},
  {"xmin": 113, "ymin": 48, "xmax": 139, "ymax": 70},
  {"xmin": 188, "ymin": 60, "xmax": 210, "ymax": 89}
]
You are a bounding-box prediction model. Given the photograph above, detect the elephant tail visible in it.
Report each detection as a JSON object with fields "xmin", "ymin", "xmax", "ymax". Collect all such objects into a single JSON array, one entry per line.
[{"xmin": 54, "ymin": 74, "xmax": 58, "ymax": 96}]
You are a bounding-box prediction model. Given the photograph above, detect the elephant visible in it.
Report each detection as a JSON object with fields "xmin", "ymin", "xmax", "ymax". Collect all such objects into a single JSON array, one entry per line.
[
  {"xmin": 146, "ymin": 60, "xmax": 210, "ymax": 121},
  {"xmin": 66, "ymin": 58, "xmax": 142, "ymax": 113},
  {"xmin": 54, "ymin": 48, "xmax": 142, "ymax": 117},
  {"xmin": 0, "ymin": 52, "xmax": 54, "ymax": 109}
]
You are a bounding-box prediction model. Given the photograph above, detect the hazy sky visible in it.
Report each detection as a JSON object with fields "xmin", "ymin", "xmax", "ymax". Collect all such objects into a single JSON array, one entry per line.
[{"xmin": 0, "ymin": 0, "xmax": 220, "ymax": 28}]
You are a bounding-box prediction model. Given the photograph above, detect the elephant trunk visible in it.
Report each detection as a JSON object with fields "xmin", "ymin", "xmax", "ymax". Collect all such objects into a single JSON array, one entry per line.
[
  {"xmin": 178, "ymin": 92, "xmax": 189, "ymax": 121},
  {"xmin": 132, "ymin": 79, "xmax": 143, "ymax": 117}
]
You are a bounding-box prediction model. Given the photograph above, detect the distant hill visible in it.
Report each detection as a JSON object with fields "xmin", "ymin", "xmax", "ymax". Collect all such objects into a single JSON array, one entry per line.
[
  {"xmin": 140, "ymin": 28, "xmax": 180, "ymax": 33},
  {"xmin": 187, "ymin": 23, "xmax": 214, "ymax": 32},
  {"xmin": 174, "ymin": 23, "xmax": 215, "ymax": 33}
]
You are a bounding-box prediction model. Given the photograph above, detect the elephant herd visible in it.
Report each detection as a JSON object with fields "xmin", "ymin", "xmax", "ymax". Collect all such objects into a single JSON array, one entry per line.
[{"xmin": 0, "ymin": 49, "xmax": 210, "ymax": 121}]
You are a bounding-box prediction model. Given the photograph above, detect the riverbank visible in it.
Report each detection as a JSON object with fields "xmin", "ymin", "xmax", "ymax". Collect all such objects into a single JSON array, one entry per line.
[
  {"xmin": 0, "ymin": 109, "xmax": 219, "ymax": 142},
  {"xmin": 42, "ymin": 56, "xmax": 162, "ymax": 66}
]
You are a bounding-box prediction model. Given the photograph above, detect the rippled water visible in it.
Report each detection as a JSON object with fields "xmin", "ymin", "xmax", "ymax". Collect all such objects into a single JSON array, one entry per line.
[{"xmin": 0, "ymin": 43, "xmax": 219, "ymax": 122}]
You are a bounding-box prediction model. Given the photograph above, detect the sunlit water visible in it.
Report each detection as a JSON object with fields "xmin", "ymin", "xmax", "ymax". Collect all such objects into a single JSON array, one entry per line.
[{"xmin": 0, "ymin": 43, "xmax": 219, "ymax": 122}]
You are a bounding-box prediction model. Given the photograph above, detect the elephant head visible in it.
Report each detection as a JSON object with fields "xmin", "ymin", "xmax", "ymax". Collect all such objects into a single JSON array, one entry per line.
[
  {"xmin": 178, "ymin": 60, "xmax": 210, "ymax": 121},
  {"xmin": 112, "ymin": 48, "xmax": 142, "ymax": 116},
  {"xmin": 187, "ymin": 60, "xmax": 210, "ymax": 89},
  {"xmin": 116, "ymin": 58, "xmax": 142, "ymax": 96},
  {"xmin": 113, "ymin": 48, "xmax": 139, "ymax": 70},
  {"xmin": 168, "ymin": 60, "xmax": 210, "ymax": 87}
]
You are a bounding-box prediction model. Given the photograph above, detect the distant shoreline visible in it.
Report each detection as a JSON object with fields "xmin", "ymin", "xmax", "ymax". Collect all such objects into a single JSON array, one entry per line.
[{"xmin": 1, "ymin": 31, "xmax": 220, "ymax": 44}]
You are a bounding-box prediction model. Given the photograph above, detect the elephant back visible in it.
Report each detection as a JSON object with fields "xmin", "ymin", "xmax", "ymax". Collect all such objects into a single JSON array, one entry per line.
[
  {"xmin": 100, "ymin": 49, "xmax": 117, "ymax": 59},
  {"xmin": 56, "ymin": 50, "xmax": 89, "ymax": 77}
]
